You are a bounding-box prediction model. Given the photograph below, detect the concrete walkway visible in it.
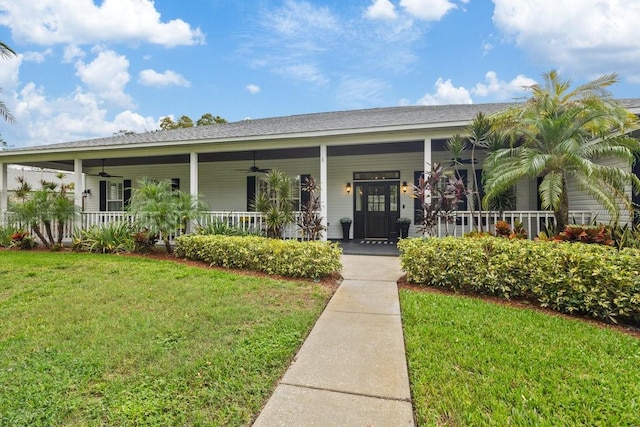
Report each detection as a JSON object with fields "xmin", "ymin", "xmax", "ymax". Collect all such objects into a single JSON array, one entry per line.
[{"xmin": 253, "ymin": 255, "xmax": 414, "ymax": 426}]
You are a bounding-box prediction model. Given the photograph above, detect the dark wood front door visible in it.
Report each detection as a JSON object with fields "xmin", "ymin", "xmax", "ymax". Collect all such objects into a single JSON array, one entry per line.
[{"xmin": 353, "ymin": 182, "xmax": 400, "ymax": 239}]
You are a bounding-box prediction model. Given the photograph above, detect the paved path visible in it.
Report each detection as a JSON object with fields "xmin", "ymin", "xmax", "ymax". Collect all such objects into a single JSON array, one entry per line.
[{"xmin": 253, "ymin": 255, "xmax": 415, "ymax": 426}]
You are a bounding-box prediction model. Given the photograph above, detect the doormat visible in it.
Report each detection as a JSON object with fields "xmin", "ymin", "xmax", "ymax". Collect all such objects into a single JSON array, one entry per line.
[{"xmin": 359, "ymin": 240, "xmax": 394, "ymax": 245}]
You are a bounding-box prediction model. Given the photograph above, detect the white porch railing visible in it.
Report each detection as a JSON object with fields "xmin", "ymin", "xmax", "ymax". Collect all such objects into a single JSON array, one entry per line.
[
  {"xmin": 81, "ymin": 211, "xmax": 304, "ymax": 242},
  {"xmin": 432, "ymin": 210, "xmax": 594, "ymax": 238},
  {"xmin": 2, "ymin": 210, "xmax": 596, "ymax": 243}
]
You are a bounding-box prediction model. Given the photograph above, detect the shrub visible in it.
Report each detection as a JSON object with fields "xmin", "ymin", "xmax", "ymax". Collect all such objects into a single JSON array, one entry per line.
[
  {"xmin": 398, "ymin": 236, "xmax": 640, "ymax": 325},
  {"xmin": 554, "ymin": 224, "xmax": 613, "ymax": 246},
  {"xmin": 175, "ymin": 235, "xmax": 342, "ymax": 279},
  {"xmin": 9, "ymin": 230, "xmax": 37, "ymax": 250},
  {"xmin": 495, "ymin": 219, "xmax": 527, "ymax": 239},
  {"xmin": 74, "ymin": 222, "xmax": 134, "ymax": 254},
  {"xmin": 610, "ymin": 222, "xmax": 640, "ymax": 249},
  {"xmin": 132, "ymin": 228, "xmax": 159, "ymax": 253},
  {"xmin": 196, "ymin": 220, "xmax": 262, "ymax": 237},
  {"xmin": 0, "ymin": 224, "xmax": 19, "ymax": 247}
]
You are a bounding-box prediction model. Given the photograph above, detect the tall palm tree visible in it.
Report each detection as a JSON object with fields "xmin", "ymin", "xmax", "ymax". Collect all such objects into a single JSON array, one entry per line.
[
  {"xmin": 484, "ymin": 70, "xmax": 640, "ymax": 232},
  {"xmin": 0, "ymin": 41, "xmax": 16, "ymax": 124}
]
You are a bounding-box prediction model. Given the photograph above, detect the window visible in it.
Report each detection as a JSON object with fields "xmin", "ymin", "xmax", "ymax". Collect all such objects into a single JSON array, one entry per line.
[
  {"xmin": 107, "ymin": 181, "xmax": 124, "ymax": 211},
  {"xmin": 258, "ymin": 175, "xmax": 302, "ymax": 210}
]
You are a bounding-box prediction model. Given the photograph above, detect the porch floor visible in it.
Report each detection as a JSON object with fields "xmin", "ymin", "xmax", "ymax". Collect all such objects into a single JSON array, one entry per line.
[{"xmin": 335, "ymin": 239, "xmax": 401, "ymax": 256}]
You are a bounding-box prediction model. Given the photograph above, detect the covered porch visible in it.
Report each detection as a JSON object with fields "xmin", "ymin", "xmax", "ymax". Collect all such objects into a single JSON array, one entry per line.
[{"xmin": 0, "ymin": 135, "xmax": 595, "ymax": 243}]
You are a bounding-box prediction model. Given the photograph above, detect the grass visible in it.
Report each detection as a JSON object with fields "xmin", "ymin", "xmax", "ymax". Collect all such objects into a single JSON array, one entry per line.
[
  {"xmin": 400, "ymin": 289, "xmax": 640, "ymax": 427},
  {"xmin": 0, "ymin": 251, "xmax": 332, "ymax": 426}
]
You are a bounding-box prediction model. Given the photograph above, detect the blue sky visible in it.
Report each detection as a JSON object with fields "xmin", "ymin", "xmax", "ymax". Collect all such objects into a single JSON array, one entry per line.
[{"xmin": 0, "ymin": 0, "xmax": 639, "ymax": 147}]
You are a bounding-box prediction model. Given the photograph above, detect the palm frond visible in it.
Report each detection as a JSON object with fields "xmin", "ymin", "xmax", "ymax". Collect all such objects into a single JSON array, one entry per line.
[{"xmin": 538, "ymin": 171, "xmax": 564, "ymax": 211}]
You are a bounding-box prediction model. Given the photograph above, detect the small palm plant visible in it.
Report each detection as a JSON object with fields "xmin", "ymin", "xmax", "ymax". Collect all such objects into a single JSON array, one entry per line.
[
  {"xmin": 9, "ymin": 174, "xmax": 77, "ymax": 248},
  {"xmin": 128, "ymin": 177, "xmax": 205, "ymax": 253},
  {"xmin": 254, "ymin": 169, "xmax": 295, "ymax": 239}
]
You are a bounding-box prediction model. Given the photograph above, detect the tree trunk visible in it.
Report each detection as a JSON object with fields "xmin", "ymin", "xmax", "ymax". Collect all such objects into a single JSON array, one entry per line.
[
  {"xmin": 31, "ymin": 223, "xmax": 50, "ymax": 248},
  {"xmin": 470, "ymin": 144, "xmax": 483, "ymax": 232},
  {"xmin": 57, "ymin": 221, "xmax": 64, "ymax": 245},
  {"xmin": 164, "ymin": 238, "xmax": 172, "ymax": 254},
  {"xmin": 554, "ymin": 180, "xmax": 570, "ymax": 234},
  {"xmin": 43, "ymin": 221, "xmax": 55, "ymax": 247}
]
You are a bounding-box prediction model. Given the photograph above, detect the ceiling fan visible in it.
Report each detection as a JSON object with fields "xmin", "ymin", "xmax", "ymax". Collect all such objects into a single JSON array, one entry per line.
[
  {"xmin": 236, "ymin": 151, "xmax": 271, "ymax": 174},
  {"xmin": 89, "ymin": 159, "xmax": 123, "ymax": 178}
]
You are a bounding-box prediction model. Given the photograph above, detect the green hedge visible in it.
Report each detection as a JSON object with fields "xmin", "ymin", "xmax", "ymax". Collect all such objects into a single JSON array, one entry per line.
[
  {"xmin": 174, "ymin": 235, "xmax": 342, "ymax": 279},
  {"xmin": 398, "ymin": 237, "xmax": 640, "ymax": 325}
]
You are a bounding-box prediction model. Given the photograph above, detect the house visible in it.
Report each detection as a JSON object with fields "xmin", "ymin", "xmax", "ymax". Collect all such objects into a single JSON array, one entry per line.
[{"xmin": 1, "ymin": 100, "xmax": 639, "ymax": 241}]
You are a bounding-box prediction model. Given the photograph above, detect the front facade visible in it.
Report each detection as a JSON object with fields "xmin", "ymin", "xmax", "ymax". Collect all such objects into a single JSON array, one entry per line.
[{"xmin": 1, "ymin": 101, "xmax": 639, "ymax": 241}]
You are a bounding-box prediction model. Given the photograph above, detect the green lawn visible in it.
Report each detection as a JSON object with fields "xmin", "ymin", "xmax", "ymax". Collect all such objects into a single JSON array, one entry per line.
[
  {"xmin": 400, "ymin": 289, "xmax": 640, "ymax": 426},
  {"xmin": 0, "ymin": 251, "xmax": 332, "ymax": 426}
]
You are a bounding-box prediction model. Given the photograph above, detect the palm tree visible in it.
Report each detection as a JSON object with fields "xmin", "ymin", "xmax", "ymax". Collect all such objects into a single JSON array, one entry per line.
[
  {"xmin": 0, "ymin": 41, "xmax": 16, "ymax": 124},
  {"xmin": 128, "ymin": 177, "xmax": 203, "ymax": 253},
  {"xmin": 254, "ymin": 169, "xmax": 295, "ymax": 239},
  {"xmin": 484, "ymin": 70, "xmax": 640, "ymax": 232}
]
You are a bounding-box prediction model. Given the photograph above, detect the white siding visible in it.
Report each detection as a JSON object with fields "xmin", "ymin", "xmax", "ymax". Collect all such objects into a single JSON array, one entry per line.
[
  {"xmin": 83, "ymin": 159, "xmax": 320, "ymax": 212},
  {"xmin": 84, "ymin": 164, "xmax": 190, "ymax": 211},
  {"xmin": 566, "ymin": 158, "xmax": 633, "ymax": 224}
]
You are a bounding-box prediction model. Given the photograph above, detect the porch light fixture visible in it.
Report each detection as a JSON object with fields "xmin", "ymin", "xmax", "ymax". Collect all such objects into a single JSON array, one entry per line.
[
  {"xmin": 402, "ymin": 181, "xmax": 408, "ymax": 193},
  {"xmin": 346, "ymin": 182, "xmax": 352, "ymax": 194},
  {"xmin": 82, "ymin": 189, "xmax": 91, "ymax": 196}
]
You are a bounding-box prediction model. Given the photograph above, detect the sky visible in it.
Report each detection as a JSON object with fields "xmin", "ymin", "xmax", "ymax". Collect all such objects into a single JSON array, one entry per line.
[{"xmin": 0, "ymin": 0, "xmax": 639, "ymax": 148}]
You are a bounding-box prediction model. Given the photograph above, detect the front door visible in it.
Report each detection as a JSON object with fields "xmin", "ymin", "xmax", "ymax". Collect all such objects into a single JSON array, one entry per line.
[{"xmin": 353, "ymin": 182, "xmax": 400, "ymax": 239}]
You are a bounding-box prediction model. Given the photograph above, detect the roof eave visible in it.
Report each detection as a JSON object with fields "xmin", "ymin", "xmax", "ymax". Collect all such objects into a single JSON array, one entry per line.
[{"xmin": 0, "ymin": 119, "xmax": 473, "ymax": 159}]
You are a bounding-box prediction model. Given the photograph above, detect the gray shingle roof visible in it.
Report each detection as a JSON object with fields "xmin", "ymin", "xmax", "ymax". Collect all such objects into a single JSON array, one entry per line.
[
  {"xmin": 6, "ymin": 99, "xmax": 639, "ymax": 153},
  {"xmin": 6, "ymin": 102, "xmax": 519, "ymax": 152}
]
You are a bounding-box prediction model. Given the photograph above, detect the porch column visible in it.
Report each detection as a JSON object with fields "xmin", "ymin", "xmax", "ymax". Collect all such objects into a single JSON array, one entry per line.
[
  {"xmin": 320, "ymin": 144, "xmax": 328, "ymax": 241},
  {"xmin": 189, "ymin": 152, "xmax": 199, "ymax": 233},
  {"xmin": 73, "ymin": 159, "xmax": 83, "ymax": 209},
  {"xmin": 423, "ymin": 138, "xmax": 432, "ymax": 174},
  {"xmin": 0, "ymin": 162, "xmax": 7, "ymax": 224},
  {"xmin": 73, "ymin": 158, "xmax": 83, "ymax": 230},
  {"xmin": 424, "ymin": 138, "xmax": 432, "ymax": 237},
  {"xmin": 424, "ymin": 137, "xmax": 432, "ymax": 204}
]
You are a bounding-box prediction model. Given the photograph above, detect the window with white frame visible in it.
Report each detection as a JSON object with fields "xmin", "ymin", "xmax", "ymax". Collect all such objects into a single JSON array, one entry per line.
[
  {"xmin": 258, "ymin": 175, "xmax": 301, "ymax": 210},
  {"xmin": 107, "ymin": 181, "xmax": 124, "ymax": 211}
]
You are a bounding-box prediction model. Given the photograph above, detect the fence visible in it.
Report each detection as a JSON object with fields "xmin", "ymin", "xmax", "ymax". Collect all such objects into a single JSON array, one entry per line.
[
  {"xmin": 1, "ymin": 211, "xmax": 306, "ymax": 244},
  {"xmin": 2, "ymin": 210, "xmax": 596, "ymax": 244},
  {"xmin": 432, "ymin": 210, "xmax": 593, "ymax": 238}
]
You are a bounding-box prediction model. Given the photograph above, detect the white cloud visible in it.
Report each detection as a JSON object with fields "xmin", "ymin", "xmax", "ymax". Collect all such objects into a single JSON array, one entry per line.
[
  {"xmin": 246, "ymin": 84, "xmax": 261, "ymax": 94},
  {"xmin": 492, "ymin": 0, "xmax": 640, "ymax": 79},
  {"xmin": 418, "ymin": 78, "xmax": 472, "ymax": 105},
  {"xmin": 400, "ymin": 0, "xmax": 457, "ymax": 20},
  {"xmin": 0, "ymin": 0, "xmax": 205, "ymax": 48},
  {"xmin": 336, "ymin": 77, "xmax": 390, "ymax": 108},
  {"xmin": 276, "ymin": 63, "xmax": 329, "ymax": 85},
  {"xmin": 63, "ymin": 45, "xmax": 85, "ymax": 63},
  {"xmin": 9, "ymin": 82, "xmax": 156, "ymax": 146},
  {"xmin": 482, "ymin": 41, "xmax": 493, "ymax": 56},
  {"xmin": 22, "ymin": 49, "xmax": 53, "ymax": 63},
  {"xmin": 266, "ymin": 0, "xmax": 338, "ymax": 37},
  {"xmin": 0, "ymin": 53, "xmax": 22, "ymax": 92},
  {"xmin": 243, "ymin": 0, "xmax": 429, "ymax": 87},
  {"xmin": 75, "ymin": 49, "xmax": 133, "ymax": 107},
  {"xmin": 365, "ymin": 0, "xmax": 398, "ymax": 20},
  {"xmin": 472, "ymin": 71, "xmax": 536, "ymax": 100},
  {"xmin": 138, "ymin": 69, "xmax": 190, "ymax": 88}
]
